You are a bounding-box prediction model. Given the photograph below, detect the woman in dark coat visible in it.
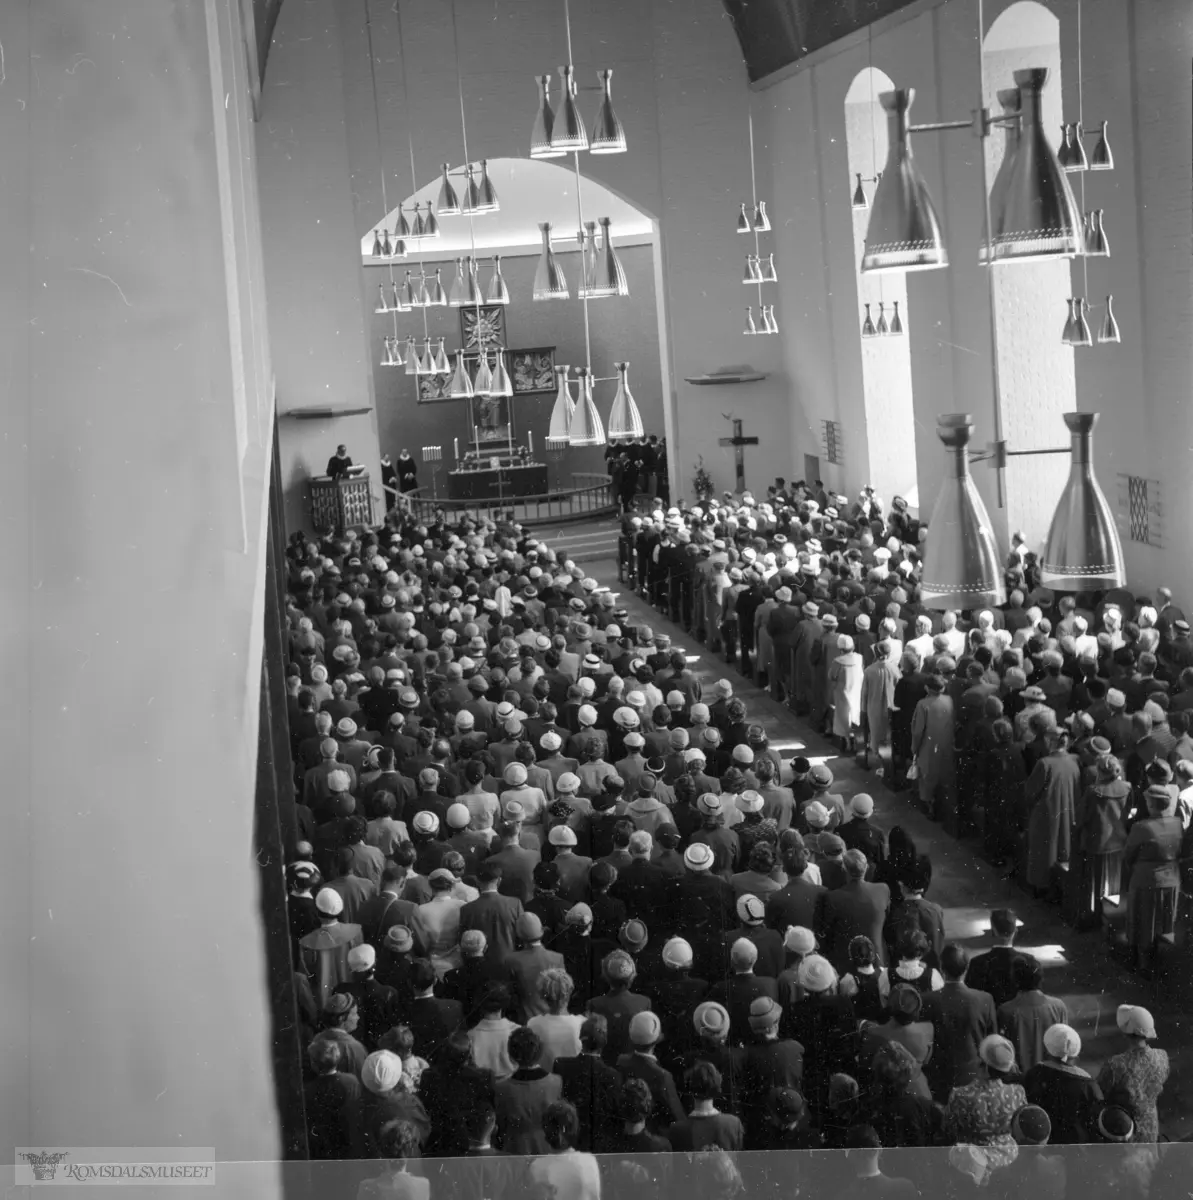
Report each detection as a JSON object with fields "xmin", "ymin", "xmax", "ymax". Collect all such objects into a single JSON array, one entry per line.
[
  {"xmin": 1075, "ymin": 753, "xmax": 1130, "ymax": 930},
  {"xmin": 980, "ymin": 718, "xmax": 1026, "ymax": 867},
  {"xmin": 1121, "ymin": 786, "xmax": 1183, "ymax": 974},
  {"xmin": 890, "ymin": 652, "xmax": 928, "ymax": 787},
  {"xmin": 1023, "ymin": 728, "xmax": 1081, "ymax": 901}
]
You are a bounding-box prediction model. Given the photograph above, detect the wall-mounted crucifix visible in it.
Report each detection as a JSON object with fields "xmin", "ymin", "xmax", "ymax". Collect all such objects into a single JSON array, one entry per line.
[{"xmin": 718, "ymin": 414, "xmax": 760, "ymax": 494}]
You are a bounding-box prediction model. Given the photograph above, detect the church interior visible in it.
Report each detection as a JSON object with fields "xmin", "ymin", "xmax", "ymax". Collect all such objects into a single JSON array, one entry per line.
[{"xmin": 4, "ymin": 0, "xmax": 1193, "ymax": 1194}]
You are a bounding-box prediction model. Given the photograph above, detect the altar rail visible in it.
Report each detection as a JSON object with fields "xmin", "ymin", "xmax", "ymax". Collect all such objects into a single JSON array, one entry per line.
[{"xmin": 397, "ymin": 473, "xmax": 616, "ymax": 527}]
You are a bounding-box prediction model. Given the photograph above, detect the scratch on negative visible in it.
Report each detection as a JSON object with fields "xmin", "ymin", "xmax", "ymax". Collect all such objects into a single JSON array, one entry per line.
[
  {"xmin": 0, "ymin": 39, "xmax": 5, "ymax": 86},
  {"xmin": 70, "ymin": 268, "xmax": 132, "ymax": 307},
  {"xmin": 65, "ymin": 57, "xmax": 95, "ymax": 75}
]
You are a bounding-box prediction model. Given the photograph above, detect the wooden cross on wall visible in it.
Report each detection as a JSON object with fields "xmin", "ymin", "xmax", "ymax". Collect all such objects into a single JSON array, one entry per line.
[{"xmin": 718, "ymin": 414, "xmax": 760, "ymax": 494}]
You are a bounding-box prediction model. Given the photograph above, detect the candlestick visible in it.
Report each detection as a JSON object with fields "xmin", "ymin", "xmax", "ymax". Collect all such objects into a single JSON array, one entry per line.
[
  {"xmin": 529, "ymin": 430, "xmax": 534, "ymax": 455},
  {"xmin": 474, "ymin": 424, "xmax": 479, "ymax": 445},
  {"xmin": 454, "ymin": 437, "xmax": 459, "ymax": 459}
]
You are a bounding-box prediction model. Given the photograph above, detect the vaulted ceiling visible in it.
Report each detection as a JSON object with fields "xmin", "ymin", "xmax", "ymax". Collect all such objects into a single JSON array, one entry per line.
[{"xmin": 721, "ymin": 0, "xmax": 926, "ymax": 81}]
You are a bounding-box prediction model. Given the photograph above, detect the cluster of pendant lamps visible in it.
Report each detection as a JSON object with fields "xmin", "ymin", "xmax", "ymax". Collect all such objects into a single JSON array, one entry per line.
[
  {"xmin": 545, "ymin": 362, "xmax": 641, "ymax": 450},
  {"xmin": 533, "ymin": 217, "xmax": 630, "ymax": 303},
  {"xmin": 374, "ymin": 256, "xmax": 510, "ymax": 317},
  {"xmin": 860, "ymin": 300, "xmax": 904, "ymax": 339}
]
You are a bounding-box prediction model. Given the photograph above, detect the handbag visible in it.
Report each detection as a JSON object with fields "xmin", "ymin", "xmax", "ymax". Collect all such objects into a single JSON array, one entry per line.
[{"xmin": 906, "ymin": 760, "xmax": 919, "ymax": 782}]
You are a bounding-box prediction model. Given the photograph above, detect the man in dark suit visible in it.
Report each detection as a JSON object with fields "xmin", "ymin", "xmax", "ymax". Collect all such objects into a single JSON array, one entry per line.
[
  {"xmin": 615, "ymin": 1011, "xmax": 686, "ymax": 1134},
  {"xmin": 588, "ymin": 949, "xmax": 652, "ymax": 1063},
  {"xmin": 819, "ymin": 849, "xmax": 890, "ymax": 973},
  {"xmin": 503, "ymin": 912, "xmax": 565, "ymax": 1022},
  {"xmin": 766, "ymin": 841, "xmax": 828, "ymax": 934},
  {"xmin": 609, "ymin": 832, "xmax": 667, "ymax": 920},
  {"xmin": 357, "ymin": 864, "xmax": 418, "ymax": 948},
  {"xmin": 839, "ymin": 794, "xmax": 887, "ymax": 872},
  {"xmin": 921, "ymin": 943, "xmax": 997, "ymax": 1102},
  {"xmin": 459, "ymin": 862, "xmax": 524, "ymax": 967},
  {"xmin": 485, "ymin": 820, "xmax": 539, "ymax": 904},
  {"xmin": 554, "ymin": 1015, "xmax": 623, "ymax": 1151},
  {"xmin": 964, "ymin": 908, "xmax": 1040, "ymax": 1008},
  {"xmin": 706, "ymin": 938, "xmax": 779, "ymax": 1045},
  {"xmin": 406, "ymin": 958, "xmax": 463, "ymax": 1057},
  {"xmin": 440, "ymin": 930, "xmax": 504, "ymax": 1026}
]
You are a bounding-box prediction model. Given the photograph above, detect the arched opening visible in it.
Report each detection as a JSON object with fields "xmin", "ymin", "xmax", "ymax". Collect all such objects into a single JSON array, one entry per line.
[
  {"xmin": 984, "ymin": 1, "xmax": 1076, "ymax": 548},
  {"xmin": 362, "ymin": 157, "xmax": 670, "ymax": 496},
  {"xmin": 846, "ymin": 68, "xmax": 919, "ymax": 509}
]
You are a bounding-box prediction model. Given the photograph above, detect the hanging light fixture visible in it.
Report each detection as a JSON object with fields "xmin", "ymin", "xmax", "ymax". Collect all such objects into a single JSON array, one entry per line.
[
  {"xmin": 380, "ymin": 229, "xmax": 393, "ymax": 258},
  {"xmin": 391, "ymin": 283, "xmax": 405, "ymax": 312},
  {"xmin": 1040, "ymin": 412, "xmax": 1125, "ymax": 590},
  {"xmin": 753, "ymin": 201, "xmax": 771, "ymax": 232},
  {"xmin": 590, "ymin": 69, "xmax": 627, "ymax": 154},
  {"xmin": 1084, "ymin": 209, "xmax": 1109, "ymax": 256},
  {"xmin": 743, "ymin": 255, "xmax": 760, "ymax": 285},
  {"xmin": 486, "ymin": 256, "xmax": 510, "ymax": 305},
  {"xmin": 568, "ymin": 368, "xmax": 606, "ymax": 446},
  {"xmin": 737, "ymin": 203, "xmax": 753, "ymax": 233},
  {"xmin": 476, "ymin": 159, "xmax": 500, "ymax": 211},
  {"xmin": 889, "ymin": 300, "xmax": 904, "ymax": 336},
  {"xmin": 764, "ymin": 305, "xmax": 779, "ymax": 334},
  {"xmin": 449, "ymin": 349, "xmax": 474, "ymax": 398},
  {"xmin": 404, "ymin": 336, "xmax": 419, "ymax": 376},
  {"xmin": 991, "ymin": 70, "xmax": 1085, "ymax": 263},
  {"xmin": 980, "ymin": 89, "xmax": 1022, "ymax": 265},
  {"xmin": 437, "ymin": 163, "xmax": 461, "ymax": 216},
  {"xmin": 861, "ymin": 303, "xmax": 877, "ymax": 338},
  {"xmin": 547, "ymin": 365, "xmax": 574, "ymax": 446},
  {"xmin": 473, "ymin": 351, "xmax": 494, "ymax": 396},
  {"xmin": 577, "ymin": 222, "xmax": 598, "ymax": 298},
  {"xmin": 1061, "ymin": 298, "xmax": 1079, "ymax": 344},
  {"xmin": 1090, "ymin": 121, "xmax": 1114, "ymax": 170},
  {"xmin": 448, "ymin": 258, "xmax": 469, "ymax": 307},
  {"xmin": 375, "ymin": 285, "xmax": 391, "ymax": 314},
  {"xmin": 744, "ymin": 307, "xmax": 758, "ymax": 336},
  {"xmin": 423, "ymin": 204, "xmax": 441, "ymax": 240},
  {"xmin": 919, "ymin": 414, "xmax": 1005, "ymax": 610},
  {"xmin": 400, "ymin": 271, "xmax": 419, "ymax": 308},
  {"xmin": 760, "ymin": 253, "xmax": 778, "ymax": 283},
  {"xmin": 607, "ymin": 361, "xmax": 644, "ymax": 442},
  {"xmin": 1097, "ymin": 295, "xmax": 1121, "ymax": 344},
  {"xmin": 414, "ymin": 272, "xmax": 431, "ymax": 308},
  {"xmin": 432, "ymin": 338, "xmax": 451, "ymax": 374},
  {"xmin": 550, "ymin": 64, "xmax": 589, "ymax": 152},
  {"xmin": 371, "ymin": 230, "xmax": 384, "ymax": 258},
  {"xmin": 427, "ymin": 268, "xmax": 447, "ymax": 307},
  {"xmin": 396, "ymin": 208, "xmax": 412, "ymax": 241},
  {"xmin": 861, "ymin": 89, "xmax": 947, "ymax": 274},
  {"xmin": 588, "ymin": 217, "xmax": 628, "ymax": 298},
  {"xmin": 459, "ymin": 164, "xmax": 482, "ymax": 215},
  {"xmin": 530, "ymin": 74, "xmax": 564, "ymax": 159},
  {"xmin": 1057, "ymin": 124, "xmax": 1073, "ymax": 169},
  {"xmin": 380, "ymin": 337, "xmax": 395, "ymax": 367},
  {"xmin": 1071, "ymin": 298, "xmax": 1093, "ymax": 347},
  {"xmin": 852, "ymin": 174, "xmax": 868, "ymax": 210},
  {"xmin": 410, "ymin": 203, "xmax": 427, "ymax": 240},
  {"xmin": 465, "ymin": 256, "xmax": 482, "ymax": 305},
  {"xmin": 533, "ymin": 222, "xmax": 569, "ymax": 300},
  {"xmin": 875, "ymin": 302, "xmax": 889, "ymax": 336},
  {"xmin": 418, "ymin": 340, "xmax": 435, "ymax": 375},
  {"xmin": 489, "ymin": 350, "xmax": 514, "ymax": 398},
  {"xmin": 1065, "ymin": 122, "xmax": 1089, "ymax": 172}
]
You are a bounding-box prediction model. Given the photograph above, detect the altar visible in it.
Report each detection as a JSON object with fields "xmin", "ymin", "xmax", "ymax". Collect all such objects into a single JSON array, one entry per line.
[{"xmin": 448, "ymin": 448, "xmax": 547, "ymax": 501}]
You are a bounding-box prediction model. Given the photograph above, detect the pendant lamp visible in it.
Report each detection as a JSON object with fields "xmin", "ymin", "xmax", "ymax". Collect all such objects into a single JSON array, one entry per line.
[
  {"xmin": 476, "ymin": 160, "xmax": 500, "ymax": 211},
  {"xmin": 743, "ymin": 255, "xmax": 760, "ymax": 285},
  {"xmin": 744, "ymin": 307, "xmax": 757, "ymax": 336},
  {"xmin": 486, "ymin": 256, "xmax": 511, "ymax": 305},
  {"xmin": 1061, "ymin": 298, "xmax": 1079, "ymax": 344},
  {"xmin": 861, "ymin": 304, "xmax": 877, "ymax": 338},
  {"xmin": 583, "ymin": 222, "xmax": 600, "ymax": 297},
  {"xmin": 533, "ymin": 222, "xmax": 569, "ymax": 300},
  {"xmin": 568, "ymin": 368, "xmax": 606, "ymax": 447},
  {"xmin": 448, "ymin": 258, "xmax": 469, "ymax": 307},
  {"xmin": 404, "ymin": 337, "xmax": 419, "ymax": 375},
  {"xmin": 861, "ymin": 89, "xmax": 947, "ymax": 274},
  {"xmin": 1098, "ymin": 295, "xmax": 1121, "ymax": 344},
  {"xmin": 1041, "ymin": 411, "xmax": 1125, "ymax": 590},
  {"xmin": 380, "ymin": 230, "xmax": 393, "ymax": 258},
  {"xmin": 852, "ymin": 174, "xmax": 868, "ymax": 210},
  {"xmin": 875, "ymin": 302, "xmax": 890, "ymax": 336},
  {"xmin": 371, "ymin": 230, "xmax": 384, "ymax": 258},
  {"xmin": 737, "ymin": 203, "xmax": 753, "ymax": 233},
  {"xmin": 606, "ymin": 361, "xmax": 644, "ymax": 441},
  {"xmin": 1090, "ymin": 121, "xmax": 1114, "ymax": 170},
  {"xmin": 530, "ymin": 75, "xmax": 564, "ymax": 159},
  {"xmin": 991, "ymin": 69, "xmax": 1084, "ymax": 263},
  {"xmin": 473, "ymin": 351, "xmax": 494, "ymax": 396},
  {"xmin": 466, "ymin": 257, "xmax": 482, "ymax": 306},
  {"xmin": 432, "ymin": 338, "xmax": 450, "ymax": 374},
  {"xmin": 590, "ymin": 69, "xmax": 627, "ymax": 154},
  {"xmin": 449, "ymin": 349, "xmax": 475, "ymax": 398},
  {"xmin": 489, "ymin": 350, "xmax": 514, "ymax": 399},
  {"xmin": 1065, "ymin": 122, "xmax": 1089, "ymax": 172},
  {"xmin": 1085, "ymin": 209, "xmax": 1109, "ymax": 257},
  {"xmin": 437, "ymin": 163, "xmax": 461, "ymax": 216},
  {"xmin": 418, "ymin": 340, "xmax": 435, "ymax": 375},
  {"xmin": 889, "ymin": 301, "xmax": 904, "ymax": 336},
  {"xmin": 460, "ymin": 165, "xmax": 482, "ymax": 215},
  {"xmin": 1071, "ymin": 299, "xmax": 1093, "ymax": 347},
  {"xmin": 427, "ymin": 269, "xmax": 448, "ymax": 307},
  {"xmin": 547, "ymin": 366, "xmax": 574, "ymax": 446},
  {"xmin": 396, "ymin": 208, "xmax": 412, "ymax": 240},
  {"xmin": 411, "ymin": 204, "xmax": 427, "ymax": 240},
  {"xmin": 981, "ymin": 90, "xmax": 1022, "ymax": 265},
  {"xmin": 375, "ymin": 285, "xmax": 391, "ymax": 314},
  {"xmin": 763, "ymin": 305, "xmax": 779, "ymax": 334},
  {"xmin": 550, "ymin": 65, "xmax": 589, "ymax": 153},
  {"xmin": 391, "ymin": 283, "xmax": 405, "ymax": 312},
  {"xmin": 753, "ymin": 201, "xmax": 771, "ymax": 232},
  {"xmin": 588, "ymin": 217, "xmax": 629, "ymax": 298},
  {"xmin": 400, "ymin": 271, "xmax": 419, "ymax": 308},
  {"xmin": 423, "ymin": 204, "xmax": 441, "ymax": 240},
  {"xmin": 919, "ymin": 413, "xmax": 1005, "ymax": 610},
  {"xmin": 1057, "ymin": 124, "xmax": 1073, "ymax": 169},
  {"xmin": 415, "ymin": 272, "xmax": 431, "ymax": 308},
  {"xmin": 760, "ymin": 253, "xmax": 778, "ymax": 283},
  {"xmin": 380, "ymin": 337, "xmax": 394, "ymax": 367}
]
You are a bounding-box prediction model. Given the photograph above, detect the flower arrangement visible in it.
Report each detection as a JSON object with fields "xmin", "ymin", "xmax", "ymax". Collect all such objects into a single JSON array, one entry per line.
[{"xmin": 692, "ymin": 456, "xmax": 714, "ymax": 501}]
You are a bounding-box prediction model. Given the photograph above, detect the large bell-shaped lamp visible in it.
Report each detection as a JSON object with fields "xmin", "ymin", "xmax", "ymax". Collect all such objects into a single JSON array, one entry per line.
[
  {"xmin": 919, "ymin": 414, "xmax": 1005, "ymax": 610},
  {"xmin": 530, "ymin": 74, "xmax": 564, "ymax": 159},
  {"xmin": 568, "ymin": 368, "xmax": 606, "ymax": 447},
  {"xmin": 437, "ymin": 163, "xmax": 461, "ymax": 216},
  {"xmin": 547, "ymin": 365, "xmax": 575, "ymax": 447},
  {"xmin": 489, "ymin": 351, "xmax": 514, "ymax": 399},
  {"xmin": 1041, "ymin": 412, "xmax": 1125, "ymax": 591},
  {"xmin": 606, "ymin": 361, "xmax": 644, "ymax": 442},
  {"xmin": 550, "ymin": 65, "xmax": 589, "ymax": 152},
  {"xmin": 861, "ymin": 89, "xmax": 948, "ymax": 274},
  {"xmin": 486, "ymin": 256, "xmax": 511, "ymax": 305},
  {"xmin": 990, "ymin": 68, "xmax": 1084, "ymax": 263},
  {"xmin": 533, "ymin": 222, "xmax": 569, "ymax": 300},
  {"xmin": 588, "ymin": 217, "xmax": 629, "ymax": 298},
  {"xmin": 590, "ymin": 69, "xmax": 627, "ymax": 154},
  {"xmin": 449, "ymin": 349, "xmax": 475, "ymax": 399}
]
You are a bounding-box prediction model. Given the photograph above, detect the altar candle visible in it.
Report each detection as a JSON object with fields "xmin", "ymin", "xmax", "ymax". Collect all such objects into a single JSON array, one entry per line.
[
  {"xmin": 529, "ymin": 431, "xmax": 534, "ymax": 454},
  {"xmin": 454, "ymin": 437, "xmax": 459, "ymax": 459},
  {"xmin": 474, "ymin": 424, "xmax": 479, "ymax": 445}
]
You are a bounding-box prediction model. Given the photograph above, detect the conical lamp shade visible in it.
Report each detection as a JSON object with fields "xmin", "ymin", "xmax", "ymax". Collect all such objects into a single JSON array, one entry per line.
[
  {"xmin": 432, "ymin": 338, "xmax": 450, "ymax": 374},
  {"xmin": 381, "ymin": 230, "xmax": 393, "ymax": 258},
  {"xmin": 550, "ymin": 65, "xmax": 589, "ymax": 152},
  {"xmin": 737, "ymin": 203, "xmax": 752, "ymax": 233},
  {"xmin": 415, "ymin": 273, "xmax": 431, "ymax": 308},
  {"xmin": 489, "ymin": 351, "xmax": 514, "ymax": 398},
  {"xmin": 744, "ymin": 307, "xmax": 757, "ymax": 336},
  {"xmin": 1085, "ymin": 209, "xmax": 1109, "ymax": 257},
  {"xmin": 568, "ymin": 368, "xmax": 606, "ymax": 447},
  {"xmin": 588, "ymin": 217, "xmax": 628, "ymax": 298},
  {"xmin": 404, "ymin": 337, "xmax": 419, "ymax": 375},
  {"xmin": 919, "ymin": 414, "xmax": 1005, "ymax": 610},
  {"xmin": 1072, "ymin": 298, "xmax": 1093, "ymax": 347},
  {"xmin": 607, "ymin": 361, "xmax": 644, "ymax": 442},
  {"xmin": 486, "ymin": 256, "xmax": 511, "ymax": 305},
  {"xmin": 411, "ymin": 204, "xmax": 427, "ymax": 240},
  {"xmin": 381, "ymin": 337, "xmax": 395, "ymax": 367},
  {"xmin": 474, "ymin": 352, "xmax": 494, "ymax": 396},
  {"xmin": 1041, "ymin": 411, "xmax": 1125, "ymax": 590},
  {"xmin": 861, "ymin": 304, "xmax": 877, "ymax": 338},
  {"xmin": 476, "ymin": 160, "xmax": 500, "ymax": 211},
  {"xmin": 400, "ymin": 271, "xmax": 419, "ymax": 308},
  {"xmin": 590, "ymin": 69, "xmax": 627, "ymax": 154},
  {"xmin": 981, "ymin": 90, "xmax": 1022, "ymax": 265},
  {"xmin": 371, "ymin": 230, "xmax": 384, "ymax": 258},
  {"xmin": 992, "ymin": 69, "xmax": 1084, "ymax": 263},
  {"xmin": 465, "ymin": 257, "xmax": 482, "ymax": 305},
  {"xmin": 1090, "ymin": 121, "xmax": 1113, "ymax": 170},
  {"xmin": 391, "ymin": 283, "xmax": 405, "ymax": 312},
  {"xmin": 376, "ymin": 285, "xmax": 390, "ymax": 314},
  {"xmin": 764, "ymin": 305, "xmax": 779, "ymax": 334},
  {"xmin": 460, "ymin": 165, "xmax": 482, "ymax": 215},
  {"xmin": 533, "ymin": 222, "xmax": 569, "ymax": 300},
  {"xmin": 449, "ymin": 350, "xmax": 474, "ymax": 398},
  {"xmin": 396, "ymin": 208, "xmax": 412, "ymax": 240},
  {"xmin": 760, "ymin": 253, "xmax": 778, "ymax": 283},
  {"xmin": 875, "ymin": 302, "xmax": 889, "ymax": 336},
  {"xmin": 530, "ymin": 74, "xmax": 564, "ymax": 159},
  {"xmin": 547, "ymin": 366, "xmax": 574, "ymax": 446},
  {"xmin": 1061, "ymin": 298, "xmax": 1078, "ymax": 344},
  {"xmin": 448, "ymin": 258, "xmax": 468, "ymax": 307},
  {"xmin": 852, "ymin": 174, "xmax": 868, "ymax": 210},
  {"xmin": 427, "ymin": 269, "xmax": 447, "ymax": 307},
  {"xmin": 1057, "ymin": 124, "xmax": 1073, "ymax": 168},
  {"xmin": 743, "ymin": 255, "xmax": 759, "ymax": 285},
  {"xmin": 423, "ymin": 205, "xmax": 441, "ymax": 240},
  {"xmin": 1067, "ymin": 122, "xmax": 1089, "ymax": 172},
  {"xmin": 889, "ymin": 300, "xmax": 904, "ymax": 336},
  {"xmin": 753, "ymin": 201, "xmax": 771, "ymax": 233},
  {"xmin": 578, "ymin": 222, "xmax": 598, "ymax": 298},
  {"xmin": 1097, "ymin": 295, "xmax": 1121, "ymax": 344},
  {"xmin": 862, "ymin": 89, "xmax": 947, "ymax": 274},
  {"xmin": 418, "ymin": 341, "xmax": 435, "ymax": 375},
  {"xmin": 437, "ymin": 163, "xmax": 461, "ymax": 216}
]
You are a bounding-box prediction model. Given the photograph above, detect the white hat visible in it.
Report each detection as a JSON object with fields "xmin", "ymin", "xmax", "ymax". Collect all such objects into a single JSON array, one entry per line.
[
  {"xmin": 504, "ymin": 762, "xmax": 528, "ymax": 786},
  {"xmin": 850, "ymin": 793, "xmax": 875, "ymax": 817},
  {"xmin": 447, "ymin": 803, "xmax": 471, "ymax": 829},
  {"xmin": 662, "ymin": 937, "xmax": 694, "ymax": 969},
  {"xmin": 548, "ymin": 825, "xmax": 578, "ymax": 847},
  {"xmin": 315, "ymin": 888, "xmax": 344, "ymax": 916},
  {"xmin": 412, "ymin": 810, "xmax": 439, "ymax": 835},
  {"xmin": 804, "ymin": 800, "xmax": 830, "ymax": 828},
  {"xmin": 629, "ymin": 1011, "xmax": 662, "ymax": 1046},
  {"xmin": 737, "ymin": 789, "xmax": 764, "ymax": 814},
  {"xmin": 683, "ymin": 748, "xmax": 707, "ymax": 764},
  {"xmin": 784, "ymin": 926, "xmax": 817, "ymax": 954},
  {"xmin": 736, "ymin": 894, "xmax": 765, "ymax": 924},
  {"xmin": 347, "ymin": 944, "xmax": 376, "ymax": 972},
  {"xmin": 697, "ymin": 793, "xmax": 723, "ymax": 816},
  {"xmin": 1116, "ymin": 1004, "xmax": 1157, "ymax": 1038},
  {"xmin": 684, "ymin": 843, "xmax": 715, "ymax": 872},
  {"xmin": 540, "ymin": 731, "xmax": 563, "ymax": 751},
  {"xmin": 361, "ymin": 1050, "xmax": 404, "ymax": 1095},
  {"xmin": 556, "ymin": 772, "xmax": 581, "ymax": 793},
  {"xmin": 1043, "ymin": 1023, "xmax": 1081, "ymax": 1059},
  {"xmin": 578, "ymin": 704, "xmax": 598, "ymax": 726},
  {"xmin": 624, "ymin": 731, "xmax": 645, "ymax": 749}
]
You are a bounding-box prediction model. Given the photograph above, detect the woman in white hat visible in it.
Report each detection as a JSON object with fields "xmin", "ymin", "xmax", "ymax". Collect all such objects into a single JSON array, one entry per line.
[
  {"xmin": 828, "ymin": 633, "xmax": 864, "ymax": 754},
  {"xmin": 1096, "ymin": 1005, "xmax": 1169, "ymax": 1143},
  {"xmin": 1022, "ymin": 1023, "xmax": 1103, "ymax": 1144}
]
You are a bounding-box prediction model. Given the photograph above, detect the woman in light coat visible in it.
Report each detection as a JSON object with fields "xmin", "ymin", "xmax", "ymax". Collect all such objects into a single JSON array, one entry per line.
[
  {"xmin": 860, "ymin": 640, "xmax": 901, "ymax": 758},
  {"xmin": 829, "ymin": 634, "xmax": 865, "ymax": 753}
]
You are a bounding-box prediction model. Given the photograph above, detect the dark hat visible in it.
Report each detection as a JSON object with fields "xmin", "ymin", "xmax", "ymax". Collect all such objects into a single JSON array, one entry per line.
[
  {"xmin": 888, "ymin": 983, "xmax": 923, "ymax": 1020},
  {"xmin": 768, "ymin": 1087, "xmax": 805, "ymax": 1121}
]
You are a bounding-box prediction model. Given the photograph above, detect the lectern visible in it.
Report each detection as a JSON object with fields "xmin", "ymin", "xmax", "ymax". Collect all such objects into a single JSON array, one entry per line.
[{"xmin": 310, "ymin": 472, "xmax": 374, "ymax": 532}]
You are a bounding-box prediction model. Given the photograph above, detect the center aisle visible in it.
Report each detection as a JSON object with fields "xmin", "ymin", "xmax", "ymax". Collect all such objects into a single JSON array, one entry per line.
[{"xmin": 580, "ymin": 555, "xmax": 1193, "ymax": 1138}]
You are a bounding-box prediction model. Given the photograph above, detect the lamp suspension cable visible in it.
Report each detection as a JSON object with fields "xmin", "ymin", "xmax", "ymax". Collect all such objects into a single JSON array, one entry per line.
[
  {"xmin": 747, "ymin": 106, "xmax": 762, "ymax": 313},
  {"xmin": 364, "ymin": 0, "xmax": 399, "ymax": 344},
  {"xmin": 1077, "ymin": 0, "xmax": 1090, "ymax": 305},
  {"xmin": 866, "ymin": 24, "xmax": 884, "ymax": 313},
  {"xmin": 394, "ymin": 0, "xmax": 429, "ymax": 344},
  {"xmin": 563, "ymin": 0, "xmax": 593, "ymax": 374}
]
